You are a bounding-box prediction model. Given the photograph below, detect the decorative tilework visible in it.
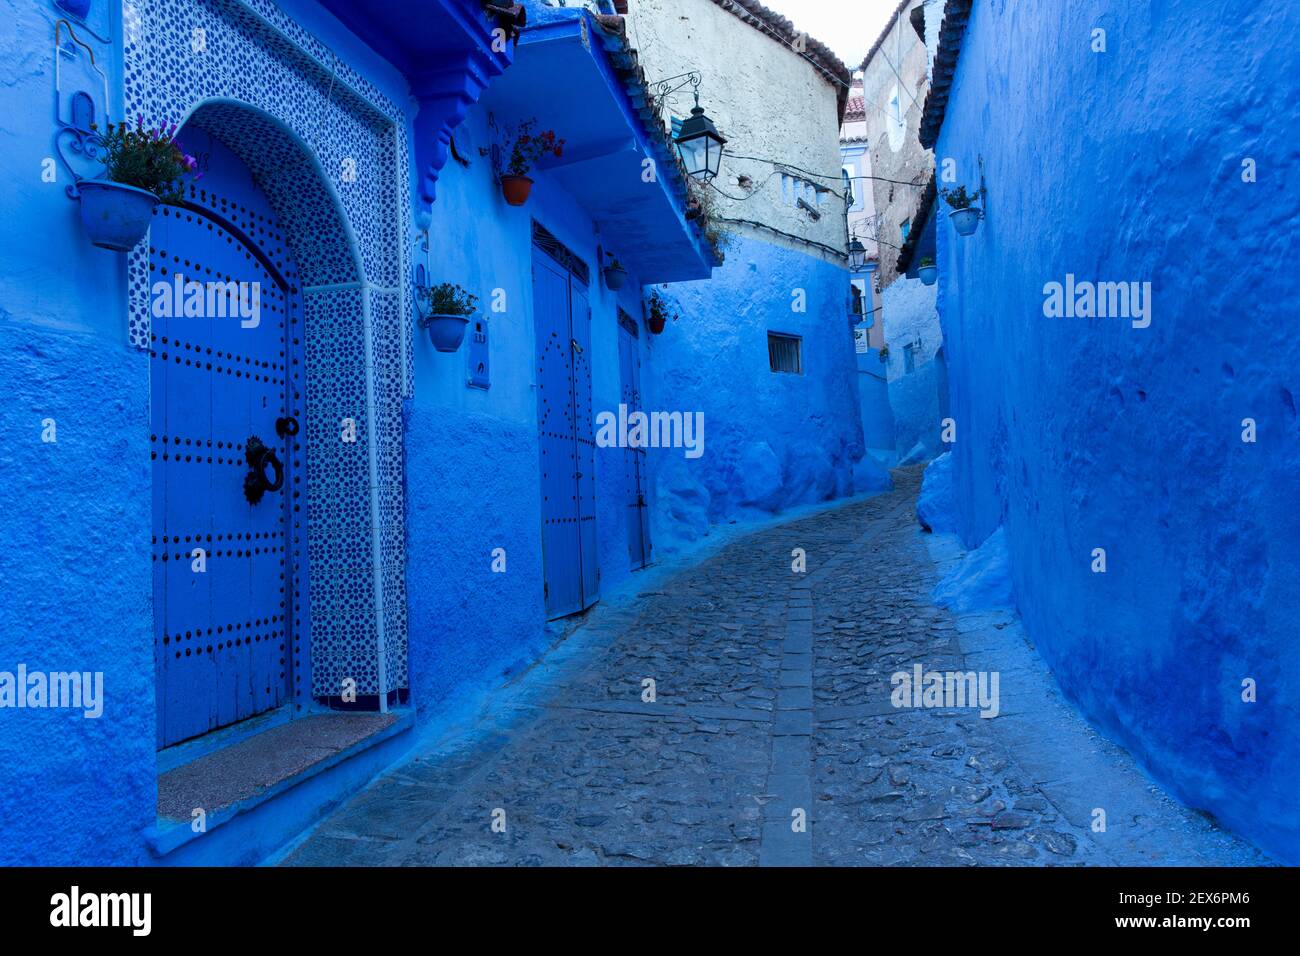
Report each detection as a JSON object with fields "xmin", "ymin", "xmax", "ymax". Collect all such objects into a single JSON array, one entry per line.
[{"xmin": 127, "ymin": 0, "xmax": 411, "ymax": 699}]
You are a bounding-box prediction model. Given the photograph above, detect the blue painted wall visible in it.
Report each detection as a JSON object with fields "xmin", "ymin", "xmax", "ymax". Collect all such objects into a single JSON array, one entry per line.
[
  {"xmin": 408, "ymin": 97, "xmax": 658, "ymax": 717},
  {"xmin": 935, "ymin": 0, "xmax": 1300, "ymax": 860},
  {"xmin": 880, "ymin": 275, "xmax": 943, "ymax": 460},
  {"xmin": 0, "ymin": 0, "xmax": 670, "ymax": 863},
  {"xmin": 0, "ymin": 0, "xmax": 156, "ymax": 866},
  {"xmin": 648, "ymin": 233, "xmax": 864, "ymax": 551}
]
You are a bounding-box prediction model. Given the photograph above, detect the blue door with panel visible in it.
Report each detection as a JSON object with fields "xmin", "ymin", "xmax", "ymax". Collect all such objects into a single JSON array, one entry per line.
[
  {"xmin": 532, "ymin": 236, "xmax": 599, "ymax": 619},
  {"xmin": 617, "ymin": 312, "xmax": 651, "ymax": 570},
  {"xmin": 151, "ymin": 132, "xmax": 301, "ymax": 748}
]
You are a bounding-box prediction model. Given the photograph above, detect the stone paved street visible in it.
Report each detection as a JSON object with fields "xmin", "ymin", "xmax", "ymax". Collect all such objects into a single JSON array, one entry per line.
[{"xmin": 282, "ymin": 469, "xmax": 1268, "ymax": 867}]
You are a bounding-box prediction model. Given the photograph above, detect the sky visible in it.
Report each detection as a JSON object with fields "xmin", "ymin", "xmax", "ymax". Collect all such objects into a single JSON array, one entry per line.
[{"xmin": 755, "ymin": 0, "xmax": 901, "ymax": 69}]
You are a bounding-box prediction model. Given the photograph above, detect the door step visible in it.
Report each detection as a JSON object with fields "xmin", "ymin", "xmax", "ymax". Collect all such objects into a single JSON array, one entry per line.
[{"xmin": 146, "ymin": 711, "xmax": 414, "ymax": 865}]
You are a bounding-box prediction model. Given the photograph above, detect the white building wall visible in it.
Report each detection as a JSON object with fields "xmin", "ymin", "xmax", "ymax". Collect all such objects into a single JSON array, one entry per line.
[{"xmin": 627, "ymin": 0, "xmax": 849, "ymax": 260}]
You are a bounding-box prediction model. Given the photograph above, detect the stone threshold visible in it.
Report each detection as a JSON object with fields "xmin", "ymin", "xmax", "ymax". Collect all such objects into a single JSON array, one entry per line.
[{"xmin": 145, "ymin": 710, "xmax": 412, "ymax": 860}]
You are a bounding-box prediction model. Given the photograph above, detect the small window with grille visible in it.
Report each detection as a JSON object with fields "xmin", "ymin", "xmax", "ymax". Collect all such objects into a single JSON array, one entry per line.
[{"xmin": 768, "ymin": 332, "xmax": 803, "ymax": 374}]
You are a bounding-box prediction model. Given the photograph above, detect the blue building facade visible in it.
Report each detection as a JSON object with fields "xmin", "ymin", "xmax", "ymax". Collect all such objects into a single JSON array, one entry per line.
[
  {"xmin": 0, "ymin": 0, "xmax": 718, "ymax": 864},
  {"xmin": 924, "ymin": 0, "xmax": 1300, "ymax": 861}
]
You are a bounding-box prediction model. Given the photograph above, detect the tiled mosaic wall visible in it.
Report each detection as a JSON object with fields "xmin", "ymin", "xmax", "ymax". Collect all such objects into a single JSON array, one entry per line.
[{"xmin": 125, "ymin": 0, "xmax": 409, "ymax": 697}]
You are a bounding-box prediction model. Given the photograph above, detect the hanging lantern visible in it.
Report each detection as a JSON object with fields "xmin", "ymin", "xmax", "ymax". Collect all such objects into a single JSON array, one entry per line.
[
  {"xmin": 674, "ymin": 93, "xmax": 726, "ymax": 182},
  {"xmin": 848, "ymin": 238, "xmax": 867, "ymax": 272}
]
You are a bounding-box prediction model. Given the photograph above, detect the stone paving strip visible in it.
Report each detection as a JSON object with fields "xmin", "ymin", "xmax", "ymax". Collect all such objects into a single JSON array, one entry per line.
[{"xmin": 281, "ymin": 468, "xmax": 1268, "ymax": 867}]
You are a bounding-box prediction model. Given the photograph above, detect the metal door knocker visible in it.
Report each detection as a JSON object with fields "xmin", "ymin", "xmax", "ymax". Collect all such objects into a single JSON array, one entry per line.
[{"xmin": 243, "ymin": 435, "xmax": 284, "ymax": 504}]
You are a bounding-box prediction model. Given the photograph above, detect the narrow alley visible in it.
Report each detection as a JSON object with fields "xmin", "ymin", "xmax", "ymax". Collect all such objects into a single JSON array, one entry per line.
[{"xmin": 280, "ymin": 472, "xmax": 1264, "ymax": 867}]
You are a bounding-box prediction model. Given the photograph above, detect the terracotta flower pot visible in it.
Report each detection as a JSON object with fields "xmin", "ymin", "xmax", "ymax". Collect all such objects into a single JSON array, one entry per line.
[
  {"xmin": 424, "ymin": 314, "xmax": 471, "ymax": 353},
  {"xmin": 78, "ymin": 179, "xmax": 159, "ymax": 251},
  {"xmin": 501, "ymin": 175, "xmax": 534, "ymax": 207},
  {"xmin": 647, "ymin": 312, "xmax": 666, "ymax": 335}
]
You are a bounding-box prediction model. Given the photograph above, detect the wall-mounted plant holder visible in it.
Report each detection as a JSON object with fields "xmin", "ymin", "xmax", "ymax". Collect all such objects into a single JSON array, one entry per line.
[
  {"xmin": 53, "ymin": 18, "xmax": 110, "ymax": 200},
  {"xmin": 467, "ymin": 315, "xmax": 490, "ymax": 389}
]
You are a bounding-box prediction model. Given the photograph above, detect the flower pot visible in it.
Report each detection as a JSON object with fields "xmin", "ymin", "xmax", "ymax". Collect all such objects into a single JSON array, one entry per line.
[
  {"xmin": 78, "ymin": 179, "xmax": 159, "ymax": 251},
  {"xmin": 949, "ymin": 206, "xmax": 981, "ymax": 237},
  {"xmin": 424, "ymin": 314, "xmax": 471, "ymax": 353},
  {"xmin": 604, "ymin": 265, "xmax": 628, "ymax": 291},
  {"xmin": 647, "ymin": 312, "xmax": 666, "ymax": 335},
  {"xmin": 500, "ymin": 175, "xmax": 534, "ymax": 207},
  {"xmin": 918, "ymin": 264, "xmax": 937, "ymax": 285},
  {"xmin": 614, "ymin": 1, "xmax": 630, "ymax": 13},
  {"xmin": 56, "ymin": 0, "xmax": 92, "ymax": 18}
]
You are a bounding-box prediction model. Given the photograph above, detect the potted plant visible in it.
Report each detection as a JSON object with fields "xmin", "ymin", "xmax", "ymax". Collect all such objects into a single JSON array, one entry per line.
[
  {"xmin": 878, "ymin": 343, "xmax": 890, "ymax": 364},
  {"xmin": 417, "ymin": 282, "xmax": 478, "ymax": 352},
  {"xmin": 941, "ymin": 185, "xmax": 983, "ymax": 237},
  {"xmin": 645, "ymin": 289, "xmax": 676, "ymax": 335},
  {"xmin": 917, "ymin": 255, "xmax": 937, "ymax": 285},
  {"xmin": 79, "ymin": 118, "xmax": 198, "ymax": 251},
  {"xmin": 603, "ymin": 254, "xmax": 628, "ymax": 291},
  {"xmin": 500, "ymin": 119, "xmax": 565, "ymax": 206}
]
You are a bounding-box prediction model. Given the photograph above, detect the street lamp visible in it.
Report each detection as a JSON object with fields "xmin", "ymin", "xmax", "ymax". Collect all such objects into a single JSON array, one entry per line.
[
  {"xmin": 848, "ymin": 238, "xmax": 867, "ymax": 272},
  {"xmin": 675, "ymin": 92, "xmax": 727, "ymax": 182}
]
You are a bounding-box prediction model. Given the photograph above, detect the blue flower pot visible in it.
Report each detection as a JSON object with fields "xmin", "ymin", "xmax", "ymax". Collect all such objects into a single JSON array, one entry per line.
[
  {"xmin": 603, "ymin": 265, "xmax": 628, "ymax": 291},
  {"xmin": 78, "ymin": 179, "xmax": 159, "ymax": 252},
  {"xmin": 424, "ymin": 314, "xmax": 470, "ymax": 353},
  {"xmin": 56, "ymin": 0, "xmax": 92, "ymax": 19},
  {"xmin": 949, "ymin": 206, "xmax": 981, "ymax": 237},
  {"xmin": 918, "ymin": 264, "xmax": 937, "ymax": 285}
]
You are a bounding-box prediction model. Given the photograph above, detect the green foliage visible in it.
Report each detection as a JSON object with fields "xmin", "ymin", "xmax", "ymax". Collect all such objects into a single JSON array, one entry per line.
[
  {"xmin": 920, "ymin": 256, "xmax": 935, "ymax": 267},
  {"xmin": 417, "ymin": 282, "xmax": 478, "ymax": 323},
  {"xmin": 941, "ymin": 185, "xmax": 977, "ymax": 210},
  {"xmin": 505, "ymin": 119, "xmax": 565, "ymax": 177},
  {"xmin": 93, "ymin": 118, "xmax": 197, "ymax": 203},
  {"xmin": 646, "ymin": 289, "xmax": 678, "ymax": 325}
]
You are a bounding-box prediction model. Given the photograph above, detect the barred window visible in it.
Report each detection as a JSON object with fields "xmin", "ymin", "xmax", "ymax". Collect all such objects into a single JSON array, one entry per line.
[{"xmin": 768, "ymin": 332, "xmax": 803, "ymax": 374}]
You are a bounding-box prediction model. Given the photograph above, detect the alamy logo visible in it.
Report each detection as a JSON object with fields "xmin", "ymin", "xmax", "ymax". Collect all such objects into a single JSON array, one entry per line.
[
  {"xmin": 891, "ymin": 664, "xmax": 1000, "ymax": 718},
  {"xmin": 0, "ymin": 665, "xmax": 103, "ymax": 718},
  {"xmin": 595, "ymin": 404, "xmax": 704, "ymax": 459},
  {"xmin": 1042, "ymin": 274, "xmax": 1151, "ymax": 328},
  {"xmin": 50, "ymin": 886, "xmax": 151, "ymax": 936},
  {"xmin": 151, "ymin": 272, "xmax": 262, "ymax": 328}
]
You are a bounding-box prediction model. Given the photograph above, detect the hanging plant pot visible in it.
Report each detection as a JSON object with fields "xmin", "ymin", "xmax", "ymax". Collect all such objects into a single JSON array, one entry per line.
[
  {"xmin": 647, "ymin": 312, "xmax": 667, "ymax": 335},
  {"xmin": 424, "ymin": 314, "xmax": 471, "ymax": 353},
  {"xmin": 500, "ymin": 175, "xmax": 534, "ymax": 207},
  {"xmin": 918, "ymin": 263, "xmax": 938, "ymax": 285},
  {"xmin": 604, "ymin": 263, "xmax": 628, "ymax": 291},
  {"xmin": 949, "ymin": 207, "xmax": 982, "ymax": 237},
  {"xmin": 78, "ymin": 179, "xmax": 159, "ymax": 251}
]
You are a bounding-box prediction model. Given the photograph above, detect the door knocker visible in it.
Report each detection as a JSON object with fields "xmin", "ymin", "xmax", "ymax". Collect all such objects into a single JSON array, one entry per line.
[{"xmin": 243, "ymin": 435, "xmax": 284, "ymax": 504}]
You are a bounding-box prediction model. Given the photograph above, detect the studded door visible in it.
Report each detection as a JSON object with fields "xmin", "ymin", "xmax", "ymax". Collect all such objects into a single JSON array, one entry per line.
[
  {"xmin": 150, "ymin": 133, "xmax": 302, "ymax": 749},
  {"xmin": 617, "ymin": 313, "xmax": 650, "ymax": 570},
  {"xmin": 532, "ymin": 242, "xmax": 599, "ymax": 619}
]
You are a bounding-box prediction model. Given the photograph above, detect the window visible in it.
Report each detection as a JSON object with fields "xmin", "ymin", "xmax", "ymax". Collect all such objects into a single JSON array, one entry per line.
[
  {"xmin": 904, "ymin": 340, "xmax": 921, "ymax": 374},
  {"xmin": 768, "ymin": 332, "xmax": 803, "ymax": 374},
  {"xmin": 841, "ymin": 165, "xmax": 856, "ymax": 207},
  {"xmin": 850, "ymin": 281, "xmax": 865, "ymax": 316}
]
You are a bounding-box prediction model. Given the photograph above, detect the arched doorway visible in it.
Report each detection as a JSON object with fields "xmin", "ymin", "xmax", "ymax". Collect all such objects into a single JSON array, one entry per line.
[
  {"xmin": 150, "ymin": 117, "xmax": 310, "ymax": 747},
  {"xmin": 145, "ymin": 96, "xmax": 408, "ymax": 747}
]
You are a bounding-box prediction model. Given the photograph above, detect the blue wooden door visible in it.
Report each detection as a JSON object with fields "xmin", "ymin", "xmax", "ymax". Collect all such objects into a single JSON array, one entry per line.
[
  {"xmin": 532, "ymin": 244, "xmax": 599, "ymax": 619},
  {"xmin": 617, "ymin": 315, "xmax": 650, "ymax": 569},
  {"xmin": 151, "ymin": 134, "xmax": 300, "ymax": 748}
]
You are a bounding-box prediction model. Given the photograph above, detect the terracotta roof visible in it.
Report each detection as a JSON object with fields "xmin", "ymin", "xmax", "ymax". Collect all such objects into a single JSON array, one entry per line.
[
  {"xmin": 844, "ymin": 94, "xmax": 865, "ymax": 119},
  {"xmin": 919, "ymin": 0, "xmax": 974, "ymax": 149},
  {"xmin": 703, "ymin": 0, "xmax": 852, "ymax": 119}
]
